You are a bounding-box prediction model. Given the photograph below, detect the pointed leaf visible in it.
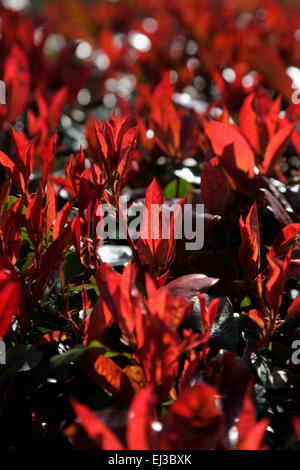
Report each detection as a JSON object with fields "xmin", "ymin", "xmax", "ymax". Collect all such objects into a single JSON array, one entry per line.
[
  {"xmin": 240, "ymin": 93, "xmax": 261, "ymax": 155},
  {"xmin": 265, "ymin": 252, "xmax": 291, "ymax": 315},
  {"xmin": 262, "ymin": 123, "xmax": 296, "ymax": 176},
  {"xmin": 0, "ymin": 257, "xmax": 25, "ymax": 339},
  {"xmin": 4, "ymin": 45, "xmax": 31, "ymax": 122},
  {"xmin": 70, "ymin": 398, "xmax": 125, "ymax": 450},
  {"xmin": 127, "ymin": 385, "xmax": 157, "ymax": 450}
]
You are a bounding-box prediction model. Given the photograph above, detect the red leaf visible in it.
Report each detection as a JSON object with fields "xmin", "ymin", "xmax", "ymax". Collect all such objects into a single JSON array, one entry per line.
[
  {"xmin": 83, "ymin": 297, "xmax": 114, "ymax": 345},
  {"xmin": 45, "ymin": 179, "xmax": 57, "ymax": 236},
  {"xmin": 71, "ymin": 213, "xmax": 81, "ymax": 254},
  {"xmin": 32, "ymin": 227, "xmax": 70, "ymax": 302},
  {"xmin": 1, "ymin": 194, "xmax": 25, "ymax": 263},
  {"xmin": 151, "ymin": 72, "xmax": 180, "ymax": 157},
  {"xmin": 199, "ymin": 295, "xmax": 220, "ymax": 333},
  {"xmin": 237, "ymin": 417, "xmax": 269, "ymax": 450},
  {"xmin": 25, "ymin": 183, "xmax": 44, "ymax": 253},
  {"xmin": 201, "ymin": 156, "xmax": 234, "ymax": 214},
  {"xmin": 239, "ymin": 93, "xmax": 261, "ymax": 155},
  {"xmin": 69, "ymin": 147, "xmax": 86, "ymax": 194},
  {"xmin": 235, "ymin": 383, "xmax": 269, "ymax": 450},
  {"xmin": 160, "ymin": 383, "xmax": 224, "ymax": 450},
  {"xmin": 82, "ymin": 353, "xmax": 135, "ymax": 404},
  {"xmin": 238, "ymin": 202, "xmax": 261, "ymax": 282},
  {"xmin": 51, "ymin": 176, "xmax": 76, "ymax": 198},
  {"xmin": 235, "ymin": 386, "xmax": 256, "ymax": 446},
  {"xmin": 135, "ymin": 313, "xmax": 180, "ymax": 402},
  {"xmin": 146, "ymin": 282, "xmax": 192, "ymax": 331},
  {"xmin": 10, "ymin": 127, "xmax": 33, "ymax": 184},
  {"xmin": 247, "ymin": 309, "xmax": 265, "ymax": 329},
  {"xmin": 52, "ymin": 198, "xmax": 74, "ymax": 241},
  {"xmin": 152, "ymin": 71, "xmax": 173, "ymax": 104},
  {"xmin": 94, "ymin": 113, "xmax": 137, "ymax": 195},
  {"xmin": 0, "ymin": 151, "xmax": 14, "ymax": 175},
  {"xmin": 206, "ymin": 120, "xmax": 255, "ymax": 175},
  {"xmin": 126, "ymin": 385, "xmax": 157, "ymax": 450},
  {"xmin": 95, "ymin": 263, "xmax": 120, "ymax": 310},
  {"xmin": 292, "ymin": 416, "xmax": 300, "ymax": 443},
  {"xmin": 141, "ymin": 177, "xmax": 164, "ymax": 253},
  {"xmin": 286, "ymin": 296, "xmax": 300, "ymax": 321},
  {"xmin": 48, "ymin": 87, "xmax": 68, "ymax": 130},
  {"xmin": 95, "ymin": 120, "xmax": 109, "ymax": 169},
  {"xmin": 77, "ymin": 172, "xmax": 103, "ymax": 215},
  {"xmin": 117, "ymin": 127, "xmax": 138, "ymax": 186},
  {"xmin": 0, "ymin": 257, "xmax": 25, "ymax": 339},
  {"xmin": 145, "ymin": 177, "xmax": 164, "ymax": 210},
  {"xmin": 137, "ymin": 178, "xmax": 185, "ymax": 282},
  {"xmin": 118, "ymin": 262, "xmax": 140, "ymax": 335},
  {"xmin": 269, "ymin": 223, "xmax": 300, "ymax": 258},
  {"xmin": 265, "ymin": 251, "xmax": 291, "ymax": 315},
  {"xmin": 241, "ymin": 43, "xmax": 293, "ymax": 101},
  {"xmin": 4, "ymin": 45, "xmax": 31, "ymax": 123},
  {"xmin": 261, "ymin": 123, "xmax": 296, "ymax": 176},
  {"xmin": 95, "ymin": 263, "xmax": 139, "ymax": 341},
  {"xmin": 0, "ymin": 151, "xmax": 25, "ymax": 192},
  {"xmin": 70, "ymin": 398, "xmax": 125, "ymax": 450},
  {"xmin": 42, "ymin": 134, "xmax": 57, "ymax": 188}
]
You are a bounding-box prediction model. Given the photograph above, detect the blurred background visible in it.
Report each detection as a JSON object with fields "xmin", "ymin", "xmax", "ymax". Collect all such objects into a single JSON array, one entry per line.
[{"xmin": 1, "ymin": 0, "xmax": 300, "ymax": 165}]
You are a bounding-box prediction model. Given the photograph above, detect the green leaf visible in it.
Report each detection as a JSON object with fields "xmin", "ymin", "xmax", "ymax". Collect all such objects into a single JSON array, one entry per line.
[
  {"xmin": 164, "ymin": 178, "xmax": 193, "ymax": 199},
  {"xmin": 68, "ymin": 282, "xmax": 99, "ymax": 296},
  {"xmin": 87, "ymin": 341, "xmax": 132, "ymax": 360},
  {"xmin": 49, "ymin": 342, "xmax": 108, "ymax": 371},
  {"xmin": 36, "ymin": 326, "xmax": 53, "ymax": 335},
  {"xmin": 240, "ymin": 296, "xmax": 251, "ymax": 308},
  {"xmin": 161, "ymin": 399, "xmax": 174, "ymax": 419},
  {"xmin": 7, "ymin": 196, "xmax": 18, "ymax": 209},
  {"xmin": 62, "ymin": 251, "xmax": 84, "ymax": 284},
  {"xmin": 7, "ymin": 196, "xmax": 27, "ymax": 216},
  {"xmin": 21, "ymin": 252, "xmax": 35, "ymax": 272}
]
